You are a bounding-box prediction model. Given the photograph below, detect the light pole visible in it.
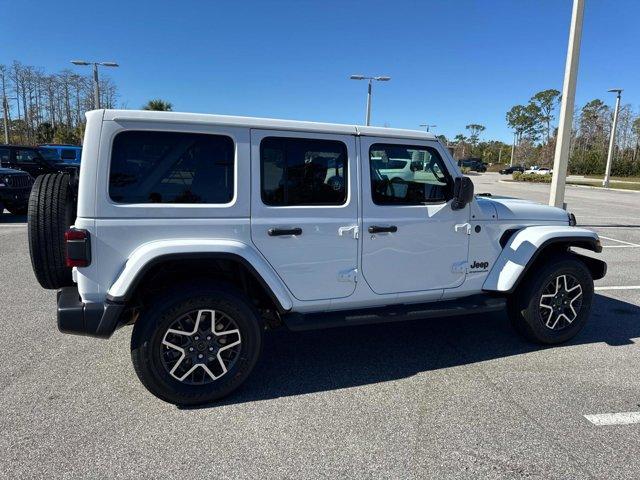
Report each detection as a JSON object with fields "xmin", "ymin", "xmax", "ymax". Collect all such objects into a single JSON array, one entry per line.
[
  {"xmin": 350, "ymin": 75, "xmax": 391, "ymax": 126},
  {"xmin": 510, "ymin": 132, "xmax": 517, "ymax": 166},
  {"xmin": 549, "ymin": 0, "xmax": 584, "ymax": 209},
  {"xmin": 419, "ymin": 124, "xmax": 437, "ymax": 132},
  {"xmin": 71, "ymin": 60, "xmax": 119, "ymax": 109},
  {"xmin": 603, "ymin": 89, "xmax": 622, "ymax": 188}
]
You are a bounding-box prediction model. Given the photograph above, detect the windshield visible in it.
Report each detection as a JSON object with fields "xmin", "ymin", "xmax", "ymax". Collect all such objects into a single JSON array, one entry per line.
[{"xmin": 38, "ymin": 148, "xmax": 61, "ymax": 162}]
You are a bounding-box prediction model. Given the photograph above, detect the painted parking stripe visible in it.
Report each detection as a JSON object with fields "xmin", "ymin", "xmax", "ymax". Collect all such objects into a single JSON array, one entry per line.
[
  {"xmin": 585, "ymin": 412, "xmax": 640, "ymax": 426},
  {"xmin": 599, "ymin": 235, "xmax": 640, "ymax": 247},
  {"xmin": 595, "ymin": 285, "xmax": 640, "ymax": 291}
]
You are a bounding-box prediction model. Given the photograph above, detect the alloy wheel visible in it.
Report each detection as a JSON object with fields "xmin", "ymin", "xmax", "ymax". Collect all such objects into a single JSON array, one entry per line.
[
  {"xmin": 538, "ymin": 274, "xmax": 583, "ymax": 331},
  {"xmin": 161, "ymin": 309, "xmax": 242, "ymax": 385}
]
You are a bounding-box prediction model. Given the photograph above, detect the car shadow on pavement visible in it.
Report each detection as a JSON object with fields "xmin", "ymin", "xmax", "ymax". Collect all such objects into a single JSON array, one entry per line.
[{"xmin": 181, "ymin": 294, "xmax": 640, "ymax": 409}]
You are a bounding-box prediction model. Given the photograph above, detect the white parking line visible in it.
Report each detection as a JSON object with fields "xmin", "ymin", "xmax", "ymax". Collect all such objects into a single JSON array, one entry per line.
[
  {"xmin": 595, "ymin": 285, "xmax": 640, "ymax": 291},
  {"xmin": 599, "ymin": 235, "xmax": 640, "ymax": 247},
  {"xmin": 585, "ymin": 412, "xmax": 640, "ymax": 426}
]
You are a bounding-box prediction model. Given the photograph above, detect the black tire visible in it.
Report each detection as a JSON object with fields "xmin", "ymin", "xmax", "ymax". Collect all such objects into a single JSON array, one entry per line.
[
  {"xmin": 5, "ymin": 203, "xmax": 28, "ymax": 215},
  {"xmin": 131, "ymin": 284, "xmax": 262, "ymax": 406},
  {"xmin": 27, "ymin": 173, "xmax": 75, "ymax": 289},
  {"xmin": 508, "ymin": 254, "xmax": 594, "ymax": 344}
]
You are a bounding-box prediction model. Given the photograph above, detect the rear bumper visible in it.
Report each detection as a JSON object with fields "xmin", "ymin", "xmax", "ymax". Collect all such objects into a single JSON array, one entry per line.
[{"xmin": 57, "ymin": 286, "xmax": 126, "ymax": 339}]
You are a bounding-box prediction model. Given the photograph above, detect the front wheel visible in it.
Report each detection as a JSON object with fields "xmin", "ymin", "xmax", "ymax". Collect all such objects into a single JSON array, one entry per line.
[
  {"xmin": 131, "ymin": 285, "xmax": 262, "ymax": 405},
  {"xmin": 508, "ymin": 254, "xmax": 594, "ymax": 344}
]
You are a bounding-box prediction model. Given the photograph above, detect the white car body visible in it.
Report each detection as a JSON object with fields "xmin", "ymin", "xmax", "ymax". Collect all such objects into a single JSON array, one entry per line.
[
  {"xmin": 69, "ymin": 110, "xmax": 600, "ymax": 323},
  {"xmin": 524, "ymin": 166, "xmax": 552, "ymax": 175}
]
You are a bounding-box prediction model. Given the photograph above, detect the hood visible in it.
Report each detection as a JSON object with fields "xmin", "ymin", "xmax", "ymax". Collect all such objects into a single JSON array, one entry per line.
[
  {"xmin": 476, "ymin": 196, "xmax": 569, "ymax": 223},
  {"xmin": 0, "ymin": 167, "xmax": 29, "ymax": 175}
]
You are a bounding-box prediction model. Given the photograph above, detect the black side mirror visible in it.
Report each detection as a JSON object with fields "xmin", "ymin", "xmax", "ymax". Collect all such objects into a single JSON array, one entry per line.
[{"xmin": 452, "ymin": 176, "xmax": 474, "ymax": 210}]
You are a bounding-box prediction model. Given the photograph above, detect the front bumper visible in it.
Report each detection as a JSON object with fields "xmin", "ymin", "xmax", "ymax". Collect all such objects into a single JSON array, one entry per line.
[
  {"xmin": 0, "ymin": 186, "xmax": 31, "ymax": 204},
  {"xmin": 57, "ymin": 286, "xmax": 126, "ymax": 338}
]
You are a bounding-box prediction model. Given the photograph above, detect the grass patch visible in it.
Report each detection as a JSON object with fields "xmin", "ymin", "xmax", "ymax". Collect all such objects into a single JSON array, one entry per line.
[
  {"xmin": 568, "ymin": 180, "xmax": 640, "ymax": 191},
  {"xmin": 584, "ymin": 175, "xmax": 640, "ymax": 183}
]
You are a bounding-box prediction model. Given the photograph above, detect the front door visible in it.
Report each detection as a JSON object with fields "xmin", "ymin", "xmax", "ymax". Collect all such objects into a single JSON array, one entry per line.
[
  {"xmin": 360, "ymin": 138, "xmax": 470, "ymax": 295},
  {"xmin": 250, "ymin": 129, "xmax": 358, "ymax": 301}
]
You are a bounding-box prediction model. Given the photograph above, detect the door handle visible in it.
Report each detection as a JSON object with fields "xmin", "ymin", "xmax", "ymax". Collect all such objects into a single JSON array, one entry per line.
[
  {"xmin": 368, "ymin": 225, "xmax": 397, "ymax": 234},
  {"xmin": 268, "ymin": 227, "xmax": 302, "ymax": 237}
]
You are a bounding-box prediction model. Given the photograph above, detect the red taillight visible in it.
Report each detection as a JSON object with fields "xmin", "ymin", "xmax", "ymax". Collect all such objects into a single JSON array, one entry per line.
[{"xmin": 65, "ymin": 228, "xmax": 91, "ymax": 268}]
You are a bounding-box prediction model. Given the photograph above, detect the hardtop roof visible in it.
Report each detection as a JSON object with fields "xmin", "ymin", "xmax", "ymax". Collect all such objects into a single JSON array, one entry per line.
[{"xmin": 101, "ymin": 109, "xmax": 438, "ymax": 141}]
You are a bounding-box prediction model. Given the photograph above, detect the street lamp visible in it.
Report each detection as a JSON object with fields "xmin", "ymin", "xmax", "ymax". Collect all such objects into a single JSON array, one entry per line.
[
  {"xmin": 419, "ymin": 124, "xmax": 436, "ymax": 132},
  {"xmin": 549, "ymin": 0, "xmax": 584, "ymax": 209},
  {"xmin": 350, "ymin": 74, "xmax": 391, "ymax": 126},
  {"xmin": 71, "ymin": 60, "xmax": 119, "ymax": 109},
  {"xmin": 603, "ymin": 88, "xmax": 623, "ymax": 188}
]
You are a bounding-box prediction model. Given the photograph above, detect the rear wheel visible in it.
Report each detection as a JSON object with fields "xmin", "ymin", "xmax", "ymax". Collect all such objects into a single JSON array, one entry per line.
[
  {"xmin": 508, "ymin": 254, "xmax": 593, "ymax": 344},
  {"xmin": 131, "ymin": 285, "xmax": 262, "ymax": 405},
  {"xmin": 27, "ymin": 173, "xmax": 75, "ymax": 289}
]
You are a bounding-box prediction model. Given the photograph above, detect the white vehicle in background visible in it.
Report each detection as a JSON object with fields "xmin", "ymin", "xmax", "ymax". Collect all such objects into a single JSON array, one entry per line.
[
  {"xmin": 27, "ymin": 110, "xmax": 605, "ymax": 406},
  {"xmin": 524, "ymin": 166, "xmax": 552, "ymax": 175},
  {"xmin": 372, "ymin": 157, "xmax": 424, "ymax": 182}
]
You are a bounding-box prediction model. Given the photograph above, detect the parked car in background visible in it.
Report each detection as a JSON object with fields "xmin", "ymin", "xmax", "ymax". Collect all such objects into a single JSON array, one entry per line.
[
  {"xmin": 0, "ymin": 167, "xmax": 34, "ymax": 215},
  {"xmin": 0, "ymin": 145, "xmax": 80, "ymax": 179},
  {"xmin": 499, "ymin": 164, "xmax": 525, "ymax": 175},
  {"xmin": 524, "ymin": 166, "xmax": 552, "ymax": 175},
  {"xmin": 39, "ymin": 144, "xmax": 82, "ymax": 164},
  {"xmin": 458, "ymin": 158, "xmax": 487, "ymax": 172},
  {"xmin": 372, "ymin": 157, "xmax": 424, "ymax": 182}
]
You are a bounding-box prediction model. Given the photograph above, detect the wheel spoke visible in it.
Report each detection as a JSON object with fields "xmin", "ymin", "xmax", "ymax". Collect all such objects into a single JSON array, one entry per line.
[
  {"xmin": 539, "ymin": 273, "xmax": 584, "ymax": 331},
  {"xmin": 160, "ymin": 308, "xmax": 242, "ymax": 385}
]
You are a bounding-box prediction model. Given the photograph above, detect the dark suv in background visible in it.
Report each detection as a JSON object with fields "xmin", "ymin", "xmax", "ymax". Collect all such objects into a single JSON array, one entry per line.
[
  {"xmin": 0, "ymin": 145, "xmax": 79, "ymax": 179},
  {"xmin": 458, "ymin": 158, "xmax": 487, "ymax": 172},
  {"xmin": 499, "ymin": 164, "xmax": 525, "ymax": 174},
  {"xmin": 0, "ymin": 167, "xmax": 34, "ymax": 215}
]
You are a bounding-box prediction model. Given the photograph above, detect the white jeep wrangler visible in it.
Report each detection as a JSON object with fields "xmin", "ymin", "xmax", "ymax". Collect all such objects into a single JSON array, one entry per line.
[{"xmin": 28, "ymin": 110, "xmax": 606, "ymax": 405}]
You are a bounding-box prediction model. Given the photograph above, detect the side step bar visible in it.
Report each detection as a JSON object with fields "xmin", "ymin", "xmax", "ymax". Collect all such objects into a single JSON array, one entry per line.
[{"xmin": 282, "ymin": 294, "xmax": 506, "ymax": 331}]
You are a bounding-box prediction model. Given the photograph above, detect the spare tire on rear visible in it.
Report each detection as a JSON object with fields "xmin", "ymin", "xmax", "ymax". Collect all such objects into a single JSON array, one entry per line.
[{"xmin": 28, "ymin": 173, "xmax": 76, "ymax": 289}]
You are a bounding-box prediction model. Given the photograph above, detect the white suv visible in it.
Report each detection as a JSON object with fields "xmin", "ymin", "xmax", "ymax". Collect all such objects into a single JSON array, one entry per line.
[{"xmin": 28, "ymin": 110, "xmax": 606, "ymax": 405}]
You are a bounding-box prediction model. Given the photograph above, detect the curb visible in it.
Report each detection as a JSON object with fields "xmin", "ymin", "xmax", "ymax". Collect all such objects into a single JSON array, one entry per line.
[{"xmin": 498, "ymin": 179, "xmax": 640, "ymax": 194}]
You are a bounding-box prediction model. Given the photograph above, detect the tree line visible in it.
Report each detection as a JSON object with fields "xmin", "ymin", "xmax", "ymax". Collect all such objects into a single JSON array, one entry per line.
[
  {"xmin": 444, "ymin": 88, "xmax": 640, "ymax": 177},
  {"xmin": 0, "ymin": 61, "xmax": 118, "ymax": 145}
]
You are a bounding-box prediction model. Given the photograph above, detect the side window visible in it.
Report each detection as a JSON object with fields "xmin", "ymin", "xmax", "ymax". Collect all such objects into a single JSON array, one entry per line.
[
  {"xmin": 109, "ymin": 131, "xmax": 234, "ymax": 204},
  {"xmin": 61, "ymin": 149, "xmax": 77, "ymax": 160},
  {"xmin": 0, "ymin": 148, "xmax": 9, "ymax": 163},
  {"xmin": 260, "ymin": 137, "xmax": 347, "ymax": 206},
  {"xmin": 16, "ymin": 149, "xmax": 37, "ymax": 163},
  {"xmin": 370, "ymin": 143, "xmax": 452, "ymax": 205}
]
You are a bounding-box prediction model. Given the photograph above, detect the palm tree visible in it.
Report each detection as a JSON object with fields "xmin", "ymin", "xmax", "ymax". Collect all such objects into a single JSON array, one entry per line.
[{"xmin": 142, "ymin": 99, "xmax": 173, "ymax": 111}]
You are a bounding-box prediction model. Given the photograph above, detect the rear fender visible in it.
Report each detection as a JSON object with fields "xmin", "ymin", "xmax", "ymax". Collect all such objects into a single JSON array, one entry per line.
[
  {"xmin": 106, "ymin": 239, "xmax": 293, "ymax": 311},
  {"xmin": 482, "ymin": 226, "xmax": 602, "ymax": 293}
]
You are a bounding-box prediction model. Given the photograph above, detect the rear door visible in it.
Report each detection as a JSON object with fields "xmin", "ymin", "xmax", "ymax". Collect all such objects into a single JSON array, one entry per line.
[{"xmin": 250, "ymin": 130, "xmax": 358, "ymax": 301}]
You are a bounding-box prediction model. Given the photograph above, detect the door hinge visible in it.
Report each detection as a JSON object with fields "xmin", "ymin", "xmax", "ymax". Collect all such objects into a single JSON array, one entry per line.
[
  {"xmin": 451, "ymin": 261, "xmax": 467, "ymax": 273},
  {"xmin": 454, "ymin": 223, "xmax": 471, "ymax": 235},
  {"xmin": 338, "ymin": 225, "xmax": 359, "ymax": 239},
  {"xmin": 338, "ymin": 267, "xmax": 358, "ymax": 283}
]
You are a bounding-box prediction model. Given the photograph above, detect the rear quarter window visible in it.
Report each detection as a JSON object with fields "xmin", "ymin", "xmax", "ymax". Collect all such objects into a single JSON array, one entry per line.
[{"xmin": 109, "ymin": 131, "xmax": 235, "ymax": 204}]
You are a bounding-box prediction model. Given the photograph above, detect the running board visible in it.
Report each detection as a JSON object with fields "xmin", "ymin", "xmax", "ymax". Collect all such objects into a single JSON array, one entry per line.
[{"xmin": 282, "ymin": 294, "xmax": 506, "ymax": 331}]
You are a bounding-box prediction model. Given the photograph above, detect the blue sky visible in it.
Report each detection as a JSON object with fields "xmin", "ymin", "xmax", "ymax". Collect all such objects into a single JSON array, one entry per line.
[{"xmin": 3, "ymin": 0, "xmax": 639, "ymax": 142}]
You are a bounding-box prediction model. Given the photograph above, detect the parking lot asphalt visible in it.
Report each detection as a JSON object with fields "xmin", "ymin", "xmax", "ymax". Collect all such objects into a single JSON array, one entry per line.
[{"xmin": 1, "ymin": 174, "xmax": 639, "ymax": 479}]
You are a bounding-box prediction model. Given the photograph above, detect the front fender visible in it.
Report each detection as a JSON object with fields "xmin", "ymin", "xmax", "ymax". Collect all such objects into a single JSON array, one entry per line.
[
  {"xmin": 106, "ymin": 239, "xmax": 293, "ymax": 311},
  {"xmin": 482, "ymin": 226, "xmax": 601, "ymax": 293}
]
